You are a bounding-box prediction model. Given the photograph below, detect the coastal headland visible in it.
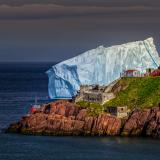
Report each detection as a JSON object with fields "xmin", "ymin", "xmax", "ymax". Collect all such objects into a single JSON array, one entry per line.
[{"xmin": 7, "ymin": 77, "xmax": 160, "ymax": 138}]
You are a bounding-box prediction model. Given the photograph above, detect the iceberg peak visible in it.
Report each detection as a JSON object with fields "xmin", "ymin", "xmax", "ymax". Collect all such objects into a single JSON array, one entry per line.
[{"xmin": 47, "ymin": 37, "xmax": 160, "ymax": 99}]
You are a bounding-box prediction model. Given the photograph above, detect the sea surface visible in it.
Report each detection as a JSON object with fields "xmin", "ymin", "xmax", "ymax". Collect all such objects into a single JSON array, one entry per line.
[{"xmin": 0, "ymin": 62, "xmax": 160, "ymax": 160}]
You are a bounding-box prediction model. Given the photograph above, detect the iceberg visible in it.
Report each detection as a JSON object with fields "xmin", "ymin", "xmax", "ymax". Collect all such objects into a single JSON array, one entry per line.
[{"xmin": 46, "ymin": 37, "xmax": 160, "ymax": 99}]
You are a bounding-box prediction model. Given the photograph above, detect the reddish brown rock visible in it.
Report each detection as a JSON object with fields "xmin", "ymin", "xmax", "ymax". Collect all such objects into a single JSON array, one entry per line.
[
  {"xmin": 91, "ymin": 114, "xmax": 121, "ymax": 136},
  {"xmin": 84, "ymin": 116, "xmax": 94, "ymax": 134},
  {"xmin": 7, "ymin": 100, "xmax": 160, "ymax": 138},
  {"xmin": 7, "ymin": 100, "xmax": 121, "ymax": 136},
  {"xmin": 122, "ymin": 109, "xmax": 150, "ymax": 136},
  {"xmin": 122, "ymin": 106, "xmax": 160, "ymax": 138},
  {"xmin": 76, "ymin": 109, "xmax": 88, "ymax": 121}
]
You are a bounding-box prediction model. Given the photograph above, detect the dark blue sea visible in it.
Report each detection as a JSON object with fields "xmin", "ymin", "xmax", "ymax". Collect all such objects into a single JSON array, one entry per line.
[{"xmin": 0, "ymin": 62, "xmax": 160, "ymax": 160}]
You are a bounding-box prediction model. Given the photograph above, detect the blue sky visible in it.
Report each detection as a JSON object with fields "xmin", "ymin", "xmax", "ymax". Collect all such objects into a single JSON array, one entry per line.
[{"xmin": 0, "ymin": 0, "xmax": 160, "ymax": 62}]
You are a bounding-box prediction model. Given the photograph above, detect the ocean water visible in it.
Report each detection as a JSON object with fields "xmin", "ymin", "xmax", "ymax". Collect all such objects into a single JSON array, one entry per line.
[{"xmin": 0, "ymin": 62, "xmax": 160, "ymax": 160}]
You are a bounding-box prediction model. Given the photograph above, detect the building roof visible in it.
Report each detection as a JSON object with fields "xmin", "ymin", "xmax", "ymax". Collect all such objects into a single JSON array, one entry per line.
[{"xmin": 125, "ymin": 69, "xmax": 139, "ymax": 73}]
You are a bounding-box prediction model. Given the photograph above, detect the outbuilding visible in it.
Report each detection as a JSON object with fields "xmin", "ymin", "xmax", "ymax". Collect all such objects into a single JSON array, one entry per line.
[
  {"xmin": 107, "ymin": 106, "xmax": 128, "ymax": 118},
  {"xmin": 121, "ymin": 69, "xmax": 141, "ymax": 77}
]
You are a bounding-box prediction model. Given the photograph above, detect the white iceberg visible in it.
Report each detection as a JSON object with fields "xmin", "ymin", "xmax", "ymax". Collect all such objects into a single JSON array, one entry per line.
[{"xmin": 46, "ymin": 37, "xmax": 160, "ymax": 99}]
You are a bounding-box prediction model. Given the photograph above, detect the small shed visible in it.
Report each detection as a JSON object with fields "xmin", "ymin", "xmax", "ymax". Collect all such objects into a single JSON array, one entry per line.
[{"xmin": 107, "ymin": 106, "xmax": 128, "ymax": 118}]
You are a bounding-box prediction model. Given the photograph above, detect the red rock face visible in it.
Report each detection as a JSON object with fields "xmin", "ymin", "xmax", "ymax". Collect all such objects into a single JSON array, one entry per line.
[
  {"xmin": 122, "ymin": 106, "xmax": 160, "ymax": 138},
  {"xmin": 7, "ymin": 100, "xmax": 160, "ymax": 138},
  {"xmin": 91, "ymin": 114, "xmax": 121, "ymax": 136},
  {"xmin": 7, "ymin": 100, "xmax": 121, "ymax": 136}
]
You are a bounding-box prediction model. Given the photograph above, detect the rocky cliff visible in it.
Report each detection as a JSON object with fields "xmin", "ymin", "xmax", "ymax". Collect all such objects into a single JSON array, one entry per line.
[
  {"xmin": 122, "ymin": 107, "xmax": 160, "ymax": 137},
  {"xmin": 7, "ymin": 100, "xmax": 160, "ymax": 138}
]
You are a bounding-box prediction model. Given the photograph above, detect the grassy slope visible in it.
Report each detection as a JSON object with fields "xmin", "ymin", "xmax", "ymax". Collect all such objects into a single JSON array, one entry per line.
[
  {"xmin": 77, "ymin": 77, "xmax": 160, "ymax": 113},
  {"xmin": 104, "ymin": 77, "xmax": 160, "ymax": 109},
  {"xmin": 77, "ymin": 101, "xmax": 104, "ymax": 116}
]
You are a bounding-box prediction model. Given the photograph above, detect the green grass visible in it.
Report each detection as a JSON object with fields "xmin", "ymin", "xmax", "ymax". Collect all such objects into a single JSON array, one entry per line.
[
  {"xmin": 76, "ymin": 101, "xmax": 104, "ymax": 116},
  {"xmin": 77, "ymin": 77, "xmax": 160, "ymax": 113},
  {"xmin": 104, "ymin": 77, "xmax": 160, "ymax": 109}
]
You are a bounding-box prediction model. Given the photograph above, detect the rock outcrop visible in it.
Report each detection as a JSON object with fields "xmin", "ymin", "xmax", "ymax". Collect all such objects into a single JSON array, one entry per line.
[
  {"xmin": 7, "ymin": 100, "xmax": 160, "ymax": 138},
  {"xmin": 7, "ymin": 100, "xmax": 121, "ymax": 136},
  {"xmin": 122, "ymin": 107, "xmax": 160, "ymax": 138}
]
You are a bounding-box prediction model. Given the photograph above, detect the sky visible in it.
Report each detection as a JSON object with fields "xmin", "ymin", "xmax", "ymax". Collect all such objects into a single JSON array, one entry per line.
[{"xmin": 0, "ymin": 0, "xmax": 160, "ymax": 62}]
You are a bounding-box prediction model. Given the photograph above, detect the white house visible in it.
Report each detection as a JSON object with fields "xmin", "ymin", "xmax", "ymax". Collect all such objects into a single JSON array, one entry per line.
[{"xmin": 121, "ymin": 69, "xmax": 141, "ymax": 77}]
